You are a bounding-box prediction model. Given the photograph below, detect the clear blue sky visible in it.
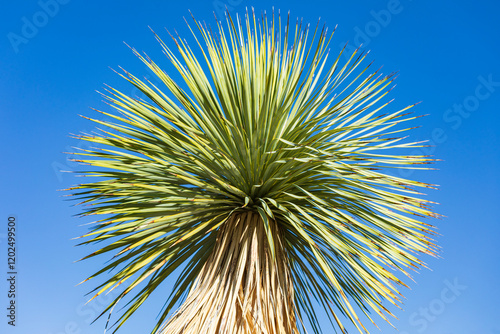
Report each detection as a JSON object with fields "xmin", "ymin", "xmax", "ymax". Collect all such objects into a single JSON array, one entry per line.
[{"xmin": 1, "ymin": 0, "xmax": 499, "ymax": 333}]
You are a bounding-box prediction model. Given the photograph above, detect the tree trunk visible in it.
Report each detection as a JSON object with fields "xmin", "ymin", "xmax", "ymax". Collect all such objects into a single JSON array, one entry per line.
[{"xmin": 160, "ymin": 211, "xmax": 298, "ymax": 334}]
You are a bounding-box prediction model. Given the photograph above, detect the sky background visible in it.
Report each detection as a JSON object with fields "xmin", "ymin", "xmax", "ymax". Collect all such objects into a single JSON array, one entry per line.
[{"xmin": 1, "ymin": 0, "xmax": 499, "ymax": 333}]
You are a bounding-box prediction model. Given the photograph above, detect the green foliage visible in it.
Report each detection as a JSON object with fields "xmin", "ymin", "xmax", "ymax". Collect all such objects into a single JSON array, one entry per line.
[{"xmin": 69, "ymin": 9, "xmax": 439, "ymax": 334}]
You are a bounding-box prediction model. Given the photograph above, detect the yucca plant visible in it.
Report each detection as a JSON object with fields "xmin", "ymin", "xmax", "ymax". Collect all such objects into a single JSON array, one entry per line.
[{"xmin": 68, "ymin": 9, "xmax": 439, "ymax": 334}]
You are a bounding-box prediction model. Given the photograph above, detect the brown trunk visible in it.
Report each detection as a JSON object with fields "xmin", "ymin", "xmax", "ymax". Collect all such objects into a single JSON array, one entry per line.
[{"xmin": 160, "ymin": 211, "xmax": 298, "ymax": 334}]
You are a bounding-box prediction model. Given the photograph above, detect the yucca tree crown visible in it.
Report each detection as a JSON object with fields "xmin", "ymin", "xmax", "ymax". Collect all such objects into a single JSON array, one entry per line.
[{"xmin": 70, "ymin": 9, "xmax": 439, "ymax": 334}]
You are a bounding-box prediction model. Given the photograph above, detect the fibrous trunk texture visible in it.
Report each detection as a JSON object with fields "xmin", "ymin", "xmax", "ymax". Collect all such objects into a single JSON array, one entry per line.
[{"xmin": 160, "ymin": 211, "xmax": 298, "ymax": 334}]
